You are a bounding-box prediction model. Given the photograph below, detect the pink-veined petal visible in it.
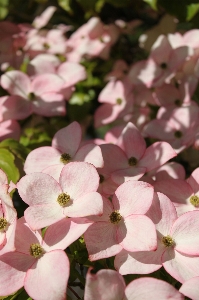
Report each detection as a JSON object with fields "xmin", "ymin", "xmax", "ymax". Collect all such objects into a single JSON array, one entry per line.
[
  {"xmin": 52, "ymin": 121, "xmax": 81, "ymax": 155},
  {"xmin": 138, "ymin": 142, "xmax": 177, "ymax": 172},
  {"xmin": 24, "ymin": 203, "xmax": 64, "ymax": 230},
  {"xmin": 0, "ymin": 252, "xmax": 34, "ymax": 296},
  {"xmin": 171, "ymin": 211, "xmax": 199, "ymax": 255},
  {"xmin": 162, "ymin": 248, "xmax": 199, "ymax": 283},
  {"xmin": 1, "ymin": 70, "xmax": 30, "ymax": 97},
  {"xmin": 113, "ymin": 181, "xmax": 154, "ymax": 217},
  {"xmin": 84, "ymin": 268, "xmax": 125, "ymax": 300},
  {"xmin": 43, "ymin": 217, "xmax": 92, "ymax": 251},
  {"xmin": 74, "ymin": 144, "xmax": 104, "ymax": 168},
  {"xmin": 24, "ymin": 146, "xmax": 61, "ymax": 174},
  {"xmin": 25, "ymin": 250, "xmax": 69, "ymax": 300},
  {"xmin": 84, "ymin": 222, "xmax": 122, "ymax": 261},
  {"xmin": 118, "ymin": 215, "xmax": 157, "ymax": 252},
  {"xmin": 60, "ymin": 162, "xmax": 99, "ymax": 199},
  {"xmin": 179, "ymin": 276, "xmax": 199, "ymax": 300},
  {"xmin": 124, "ymin": 277, "xmax": 183, "ymax": 300}
]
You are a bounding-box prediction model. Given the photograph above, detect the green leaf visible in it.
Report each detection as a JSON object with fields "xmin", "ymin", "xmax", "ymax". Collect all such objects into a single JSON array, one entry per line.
[
  {"xmin": 105, "ymin": 0, "xmax": 132, "ymax": 7},
  {"xmin": 58, "ymin": 0, "xmax": 73, "ymax": 14},
  {"xmin": 0, "ymin": 139, "xmax": 29, "ymax": 161},
  {"xmin": 186, "ymin": 3, "xmax": 199, "ymax": 20},
  {"xmin": 143, "ymin": 0, "xmax": 157, "ymax": 10},
  {"xmin": 76, "ymin": 0, "xmax": 96, "ymax": 11},
  {"xmin": 0, "ymin": 148, "xmax": 19, "ymax": 183},
  {"xmin": 0, "ymin": 0, "xmax": 9, "ymax": 19}
]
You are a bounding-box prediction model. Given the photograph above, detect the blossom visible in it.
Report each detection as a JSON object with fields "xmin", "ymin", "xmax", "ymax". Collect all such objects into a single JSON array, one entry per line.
[{"xmin": 17, "ymin": 162, "xmax": 103, "ymax": 229}]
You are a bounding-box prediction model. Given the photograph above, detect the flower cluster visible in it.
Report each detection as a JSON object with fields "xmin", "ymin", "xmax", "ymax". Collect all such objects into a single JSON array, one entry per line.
[{"xmin": 1, "ymin": 4, "xmax": 199, "ymax": 300}]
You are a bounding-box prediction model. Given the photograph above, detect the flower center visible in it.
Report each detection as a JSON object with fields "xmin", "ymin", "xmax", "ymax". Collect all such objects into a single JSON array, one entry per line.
[
  {"xmin": 28, "ymin": 92, "xmax": 36, "ymax": 101},
  {"xmin": 162, "ymin": 235, "xmax": 175, "ymax": 247},
  {"xmin": 55, "ymin": 54, "xmax": 66, "ymax": 62},
  {"xmin": 174, "ymin": 130, "xmax": 183, "ymax": 138},
  {"xmin": 160, "ymin": 62, "xmax": 167, "ymax": 69},
  {"xmin": 116, "ymin": 98, "xmax": 122, "ymax": 105},
  {"xmin": 128, "ymin": 156, "xmax": 137, "ymax": 166},
  {"xmin": 109, "ymin": 211, "xmax": 122, "ymax": 224},
  {"xmin": 190, "ymin": 195, "xmax": 199, "ymax": 207},
  {"xmin": 30, "ymin": 243, "xmax": 44, "ymax": 258},
  {"xmin": 60, "ymin": 153, "xmax": 71, "ymax": 164},
  {"xmin": 0, "ymin": 217, "xmax": 8, "ymax": 230},
  {"xmin": 174, "ymin": 99, "xmax": 181, "ymax": 107},
  {"xmin": 57, "ymin": 193, "xmax": 71, "ymax": 207},
  {"xmin": 43, "ymin": 43, "xmax": 50, "ymax": 49}
]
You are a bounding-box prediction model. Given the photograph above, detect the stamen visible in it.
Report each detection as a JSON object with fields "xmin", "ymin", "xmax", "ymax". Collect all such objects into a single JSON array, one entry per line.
[
  {"xmin": 60, "ymin": 153, "xmax": 71, "ymax": 164},
  {"xmin": 160, "ymin": 62, "xmax": 167, "ymax": 69},
  {"xmin": 190, "ymin": 195, "xmax": 199, "ymax": 207},
  {"xmin": 30, "ymin": 243, "xmax": 44, "ymax": 258},
  {"xmin": 0, "ymin": 217, "xmax": 8, "ymax": 230},
  {"xmin": 57, "ymin": 193, "xmax": 71, "ymax": 207},
  {"xmin": 116, "ymin": 98, "xmax": 122, "ymax": 105},
  {"xmin": 128, "ymin": 156, "xmax": 137, "ymax": 166},
  {"xmin": 162, "ymin": 235, "xmax": 175, "ymax": 247},
  {"xmin": 174, "ymin": 130, "xmax": 183, "ymax": 138},
  {"xmin": 109, "ymin": 211, "xmax": 122, "ymax": 224}
]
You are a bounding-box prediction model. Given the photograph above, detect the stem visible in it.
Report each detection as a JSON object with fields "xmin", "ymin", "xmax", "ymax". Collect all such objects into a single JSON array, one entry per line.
[{"xmin": 68, "ymin": 285, "xmax": 81, "ymax": 299}]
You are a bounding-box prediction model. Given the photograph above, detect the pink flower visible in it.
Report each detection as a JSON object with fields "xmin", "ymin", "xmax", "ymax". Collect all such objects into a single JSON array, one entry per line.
[
  {"xmin": 0, "ymin": 216, "xmax": 90, "ymax": 300},
  {"xmin": 84, "ymin": 268, "xmax": 183, "ymax": 300},
  {"xmin": 84, "ymin": 181, "xmax": 157, "ymax": 260},
  {"xmin": 1, "ymin": 70, "xmax": 65, "ymax": 119},
  {"xmin": 24, "ymin": 121, "xmax": 104, "ymax": 178},
  {"xmin": 17, "ymin": 162, "xmax": 103, "ymax": 229}
]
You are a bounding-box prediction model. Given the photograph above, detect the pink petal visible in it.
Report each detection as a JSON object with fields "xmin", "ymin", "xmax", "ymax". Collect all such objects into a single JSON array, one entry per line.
[
  {"xmin": 125, "ymin": 277, "xmax": 183, "ymax": 300},
  {"xmin": 118, "ymin": 215, "xmax": 157, "ymax": 252},
  {"xmin": 117, "ymin": 122, "xmax": 146, "ymax": 160},
  {"xmin": 111, "ymin": 166, "xmax": 146, "ymax": 185},
  {"xmin": 15, "ymin": 217, "xmax": 42, "ymax": 254},
  {"xmin": 52, "ymin": 121, "xmax": 81, "ymax": 155},
  {"xmin": 113, "ymin": 181, "xmax": 154, "ymax": 217},
  {"xmin": 60, "ymin": 162, "xmax": 99, "ymax": 199},
  {"xmin": 0, "ymin": 252, "xmax": 34, "ymax": 296},
  {"xmin": 32, "ymin": 94, "xmax": 65, "ymax": 117},
  {"xmin": 58, "ymin": 62, "xmax": 86, "ymax": 88},
  {"xmin": 1, "ymin": 70, "xmax": 30, "ymax": 97},
  {"xmin": 43, "ymin": 217, "xmax": 92, "ymax": 251},
  {"xmin": 114, "ymin": 247, "xmax": 162, "ymax": 275},
  {"xmin": 25, "ymin": 250, "xmax": 69, "ymax": 300},
  {"xmin": 64, "ymin": 191, "xmax": 103, "ymax": 217},
  {"xmin": 179, "ymin": 276, "xmax": 199, "ymax": 300},
  {"xmin": 74, "ymin": 143, "xmax": 104, "ymax": 168},
  {"xmin": 24, "ymin": 203, "xmax": 64, "ymax": 230},
  {"xmin": 41, "ymin": 164, "xmax": 63, "ymax": 182},
  {"xmin": 171, "ymin": 211, "xmax": 199, "ymax": 255},
  {"xmin": 33, "ymin": 6, "xmax": 56, "ymax": 29},
  {"xmin": 84, "ymin": 222, "xmax": 122, "ymax": 261},
  {"xmin": 138, "ymin": 142, "xmax": 177, "ymax": 172},
  {"xmin": 162, "ymin": 248, "xmax": 199, "ymax": 283},
  {"xmin": 24, "ymin": 146, "xmax": 61, "ymax": 174},
  {"xmin": 0, "ymin": 95, "xmax": 32, "ymax": 120},
  {"xmin": 84, "ymin": 268, "xmax": 125, "ymax": 300},
  {"xmin": 31, "ymin": 74, "xmax": 64, "ymax": 95},
  {"xmin": 17, "ymin": 172, "xmax": 62, "ymax": 205}
]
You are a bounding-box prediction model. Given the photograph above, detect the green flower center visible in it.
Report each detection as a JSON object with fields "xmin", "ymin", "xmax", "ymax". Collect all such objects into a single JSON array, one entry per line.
[
  {"xmin": 190, "ymin": 195, "xmax": 199, "ymax": 207},
  {"xmin": 160, "ymin": 62, "xmax": 167, "ymax": 69},
  {"xmin": 109, "ymin": 211, "xmax": 122, "ymax": 224},
  {"xmin": 43, "ymin": 43, "xmax": 50, "ymax": 50},
  {"xmin": 55, "ymin": 54, "xmax": 66, "ymax": 62},
  {"xmin": 162, "ymin": 235, "xmax": 175, "ymax": 247},
  {"xmin": 57, "ymin": 193, "xmax": 71, "ymax": 207},
  {"xmin": 128, "ymin": 156, "xmax": 137, "ymax": 166},
  {"xmin": 30, "ymin": 243, "xmax": 44, "ymax": 258},
  {"xmin": 0, "ymin": 217, "xmax": 8, "ymax": 230},
  {"xmin": 116, "ymin": 98, "xmax": 122, "ymax": 105},
  {"xmin": 174, "ymin": 130, "xmax": 183, "ymax": 138},
  {"xmin": 60, "ymin": 153, "xmax": 71, "ymax": 164}
]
